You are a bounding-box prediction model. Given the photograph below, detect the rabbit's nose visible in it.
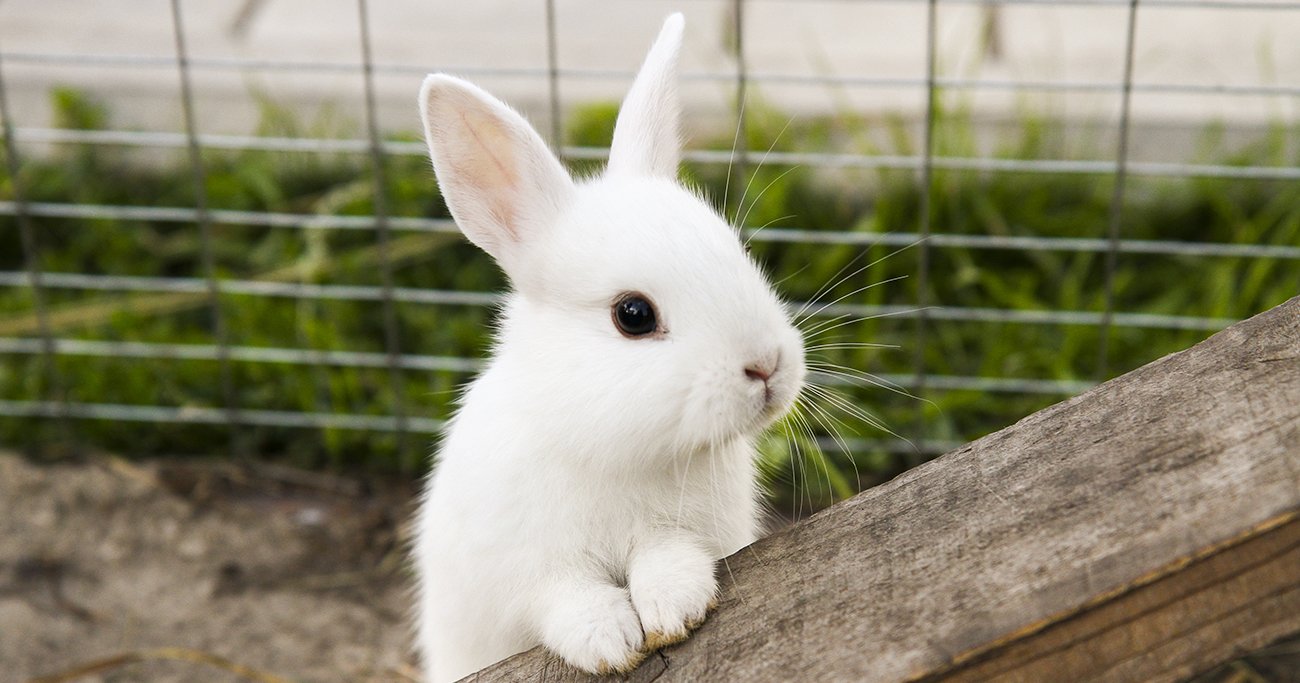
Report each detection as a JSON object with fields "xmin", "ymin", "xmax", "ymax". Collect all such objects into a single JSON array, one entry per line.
[{"xmin": 744, "ymin": 353, "xmax": 779, "ymax": 383}]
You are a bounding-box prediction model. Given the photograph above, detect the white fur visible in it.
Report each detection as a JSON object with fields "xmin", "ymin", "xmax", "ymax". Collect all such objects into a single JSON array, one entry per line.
[
  {"xmin": 607, "ymin": 12, "xmax": 683, "ymax": 179},
  {"xmin": 413, "ymin": 14, "xmax": 806, "ymax": 682}
]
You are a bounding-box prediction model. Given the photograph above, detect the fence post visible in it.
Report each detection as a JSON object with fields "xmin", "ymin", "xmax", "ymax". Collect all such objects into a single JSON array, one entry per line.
[
  {"xmin": 0, "ymin": 51, "xmax": 72, "ymax": 454},
  {"xmin": 1097, "ymin": 0, "xmax": 1142, "ymax": 380},
  {"xmin": 169, "ymin": 0, "xmax": 241, "ymax": 456}
]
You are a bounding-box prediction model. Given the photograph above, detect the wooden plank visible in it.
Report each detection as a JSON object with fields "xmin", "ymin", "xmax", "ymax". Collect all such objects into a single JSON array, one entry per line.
[
  {"xmin": 470, "ymin": 295, "xmax": 1300, "ymax": 682},
  {"xmin": 919, "ymin": 513, "xmax": 1300, "ymax": 683}
]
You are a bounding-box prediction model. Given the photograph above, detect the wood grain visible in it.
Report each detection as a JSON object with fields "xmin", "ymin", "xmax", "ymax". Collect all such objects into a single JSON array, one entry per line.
[{"xmin": 470, "ymin": 296, "xmax": 1300, "ymax": 683}]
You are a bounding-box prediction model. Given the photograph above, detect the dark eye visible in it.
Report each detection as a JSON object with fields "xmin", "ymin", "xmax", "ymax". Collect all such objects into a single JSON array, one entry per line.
[{"xmin": 613, "ymin": 294, "xmax": 658, "ymax": 337}]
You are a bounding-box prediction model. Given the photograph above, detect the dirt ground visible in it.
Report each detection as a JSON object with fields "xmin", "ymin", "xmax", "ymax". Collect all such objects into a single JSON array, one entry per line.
[
  {"xmin": 2, "ymin": 450, "xmax": 1297, "ymax": 683},
  {"xmin": 0, "ymin": 451, "xmax": 419, "ymax": 683}
]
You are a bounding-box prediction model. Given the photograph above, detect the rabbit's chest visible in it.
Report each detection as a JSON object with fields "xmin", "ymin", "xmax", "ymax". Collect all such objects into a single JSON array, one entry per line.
[{"xmin": 543, "ymin": 451, "xmax": 756, "ymax": 555}]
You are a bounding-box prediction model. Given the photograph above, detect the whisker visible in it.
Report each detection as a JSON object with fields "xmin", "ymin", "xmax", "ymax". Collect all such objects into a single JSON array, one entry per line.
[
  {"xmin": 786, "ymin": 402, "xmax": 816, "ymax": 520},
  {"xmin": 801, "ymin": 397, "xmax": 864, "ymax": 496},
  {"xmin": 803, "ymin": 397, "xmax": 855, "ymax": 453},
  {"xmin": 793, "ymin": 238, "xmax": 927, "ymax": 320},
  {"xmin": 798, "ymin": 312, "xmax": 858, "ymax": 339},
  {"xmin": 806, "ymin": 384, "xmax": 915, "ymax": 449},
  {"xmin": 796, "ymin": 275, "xmax": 910, "ymax": 324},
  {"xmin": 796, "ymin": 247, "xmax": 872, "ymax": 318},
  {"xmin": 806, "ymin": 342, "xmax": 901, "ymax": 351},
  {"xmin": 799, "ymin": 306, "xmax": 934, "ymax": 341},
  {"xmin": 800, "ymin": 314, "xmax": 881, "ymax": 342},
  {"xmin": 789, "ymin": 403, "xmax": 821, "ymax": 518},
  {"xmin": 807, "ymin": 361, "xmax": 923, "ymax": 402},
  {"xmin": 763, "ymin": 421, "xmax": 803, "ymax": 491},
  {"xmin": 739, "ymin": 167, "xmax": 801, "ymax": 244},
  {"xmin": 803, "ymin": 331, "xmax": 854, "ymax": 345},
  {"xmin": 732, "ymin": 114, "xmax": 796, "ymax": 228},
  {"xmin": 794, "ymin": 397, "xmax": 857, "ymax": 506},
  {"xmin": 721, "ymin": 95, "xmax": 747, "ymax": 221},
  {"xmin": 803, "ymin": 421, "xmax": 837, "ymax": 508},
  {"xmin": 803, "ymin": 384, "xmax": 886, "ymax": 432},
  {"xmin": 744, "ymin": 212, "xmax": 798, "ymax": 248},
  {"xmin": 771, "ymin": 261, "xmax": 813, "ymax": 289},
  {"xmin": 763, "ymin": 422, "xmax": 795, "ymax": 489},
  {"xmin": 808, "ymin": 360, "xmax": 942, "ymax": 412}
]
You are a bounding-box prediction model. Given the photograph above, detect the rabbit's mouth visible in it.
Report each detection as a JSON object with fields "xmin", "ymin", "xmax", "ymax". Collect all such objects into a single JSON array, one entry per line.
[{"xmin": 753, "ymin": 378, "xmax": 800, "ymax": 426}]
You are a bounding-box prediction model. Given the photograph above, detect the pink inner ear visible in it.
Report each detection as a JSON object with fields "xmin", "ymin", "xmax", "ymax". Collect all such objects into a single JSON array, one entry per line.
[
  {"xmin": 421, "ymin": 73, "xmax": 577, "ymax": 268},
  {"xmin": 447, "ymin": 108, "xmax": 522, "ymax": 243}
]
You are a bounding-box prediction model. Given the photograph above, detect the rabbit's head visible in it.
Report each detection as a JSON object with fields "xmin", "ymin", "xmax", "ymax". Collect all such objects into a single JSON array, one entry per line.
[{"xmin": 420, "ymin": 14, "xmax": 805, "ymax": 461}]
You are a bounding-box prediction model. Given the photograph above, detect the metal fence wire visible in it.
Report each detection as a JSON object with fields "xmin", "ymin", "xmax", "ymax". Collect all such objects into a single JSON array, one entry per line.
[{"xmin": 0, "ymin": 0, "xmax": 1297, "ymax": 471}]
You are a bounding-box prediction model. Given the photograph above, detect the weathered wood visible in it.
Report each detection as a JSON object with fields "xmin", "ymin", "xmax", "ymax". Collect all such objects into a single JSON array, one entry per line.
[{"xmin": 470, "ymin": 296, "xmax": 1300, "ymax": 683}]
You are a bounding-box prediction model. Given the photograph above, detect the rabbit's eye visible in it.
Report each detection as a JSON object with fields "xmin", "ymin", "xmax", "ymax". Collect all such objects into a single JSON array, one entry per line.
[{"xmin": 613, "ymin": 293, "xmax": 658, "ymax": 338}]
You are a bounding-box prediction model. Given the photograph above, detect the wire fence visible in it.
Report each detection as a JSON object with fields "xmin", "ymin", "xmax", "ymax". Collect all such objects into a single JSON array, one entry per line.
[{"xmin": 1, "ymin": 0, "xmax": 1297, "ymax": 470}]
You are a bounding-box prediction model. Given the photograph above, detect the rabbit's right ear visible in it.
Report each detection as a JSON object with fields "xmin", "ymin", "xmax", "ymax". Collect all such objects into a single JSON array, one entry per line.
[
  {"xmin": 419, "ymin": 74, "xmax": 575, "ymax": 270},
  {"xmin": 606, "ymin": 13, "xmax": 685, "ymax": 179}
]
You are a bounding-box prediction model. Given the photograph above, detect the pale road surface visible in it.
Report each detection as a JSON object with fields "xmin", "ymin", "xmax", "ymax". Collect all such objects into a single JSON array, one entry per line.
[{"xmin": 0, "ymin": 0, "xmax": 1297, "ymax": 162}]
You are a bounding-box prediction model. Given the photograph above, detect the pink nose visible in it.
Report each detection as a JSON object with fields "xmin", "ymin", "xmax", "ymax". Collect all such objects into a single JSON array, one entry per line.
[{"xmin": 745, "ymin": 364, "xmax": 773, "ymax": 383}]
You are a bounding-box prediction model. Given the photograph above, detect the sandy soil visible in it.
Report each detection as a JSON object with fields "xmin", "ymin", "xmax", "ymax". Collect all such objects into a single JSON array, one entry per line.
[
  {"xmin": 2, "ymin": 450, "xmax": 1296, "ymax": 683},
  {"xmin": 0, "ymin": 452, "xmax": 418, "ymax": 683}
]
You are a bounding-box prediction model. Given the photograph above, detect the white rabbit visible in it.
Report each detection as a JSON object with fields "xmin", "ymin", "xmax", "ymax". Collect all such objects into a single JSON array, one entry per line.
[{"xmin": 412, "ymin": 13, "xmax": 805, "ymax": 682}]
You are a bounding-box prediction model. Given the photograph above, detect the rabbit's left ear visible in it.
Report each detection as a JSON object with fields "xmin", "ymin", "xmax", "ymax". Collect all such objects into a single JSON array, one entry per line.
[{"xmin": 606, "ymin": 13, "xmax": 684, "ymax": 179}]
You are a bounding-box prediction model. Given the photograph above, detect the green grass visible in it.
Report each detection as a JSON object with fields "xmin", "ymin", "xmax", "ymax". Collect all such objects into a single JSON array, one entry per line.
[{"xmin": 2, "ymin": 88, "xmax": 1297, "ymax": 515}]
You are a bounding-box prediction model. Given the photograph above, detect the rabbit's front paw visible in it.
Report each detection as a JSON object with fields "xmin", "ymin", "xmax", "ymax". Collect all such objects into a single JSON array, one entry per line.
[
  {"xmin": 629, "ymin": 537, "xmax": 718, "ymax": 650},
  {"xmin": 540, "ymin": 581, "xmax": 646, "ymax": 674}
]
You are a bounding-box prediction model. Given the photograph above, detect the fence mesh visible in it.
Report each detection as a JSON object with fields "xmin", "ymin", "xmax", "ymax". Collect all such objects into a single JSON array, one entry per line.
[{"xmin": 1, "ymin": 0, "xmax": 1296, "ymax": 499}]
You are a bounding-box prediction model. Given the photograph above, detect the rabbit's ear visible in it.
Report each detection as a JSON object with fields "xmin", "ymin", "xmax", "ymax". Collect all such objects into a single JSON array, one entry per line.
[
  {"xmin": 606, "ymin": 13, "xmax": 684, "ymax": 179},
  {"xmin": 419, "ymin": 74, "xmax": 574, "ymax": 269}
]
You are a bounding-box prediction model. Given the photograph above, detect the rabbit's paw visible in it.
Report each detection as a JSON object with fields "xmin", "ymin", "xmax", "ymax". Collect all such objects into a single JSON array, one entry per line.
[
  {"xmin": 629, "ymin": 537, "xmax": 717, "ymax": 651},
  {"xmin": 541, "ymin": 581, "xmax": 646, "ymax": 674}
]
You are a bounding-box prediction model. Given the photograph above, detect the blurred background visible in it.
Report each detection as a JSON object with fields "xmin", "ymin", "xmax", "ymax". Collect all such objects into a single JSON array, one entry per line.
[{"xmin": 1, "ymin": 0, "xmax": 1298, "ymax": 517}]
